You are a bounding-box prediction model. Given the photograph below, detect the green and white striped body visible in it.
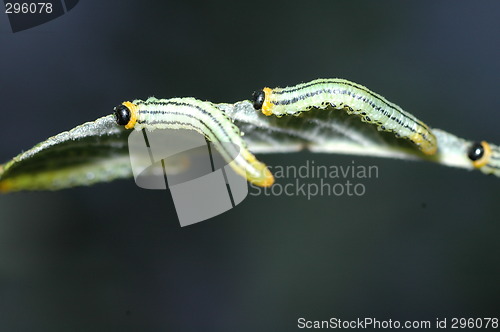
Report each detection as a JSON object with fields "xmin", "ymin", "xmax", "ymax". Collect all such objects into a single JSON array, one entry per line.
[
  {"xmin": 263, "ymin": 78, "xmax": 437, "ymax": 155},
  {"xmin": 132, "ymin": 97, "xmax": 273, "ymax": 187}
]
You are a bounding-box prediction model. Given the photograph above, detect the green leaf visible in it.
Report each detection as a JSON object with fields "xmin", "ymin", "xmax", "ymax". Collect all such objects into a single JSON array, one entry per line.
[
  {"xmin": 0, "ymin": 115, "xmax": 132, "ymax": 192},
  {"xmin": 0, "ymin": 100, "xmax": 491, "ymax": 193}
]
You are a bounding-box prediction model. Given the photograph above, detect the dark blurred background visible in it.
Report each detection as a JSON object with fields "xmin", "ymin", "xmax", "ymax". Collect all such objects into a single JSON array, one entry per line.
[{"xmin": 0, "ymin": 1, "xmax": 499, "ymax": 331}]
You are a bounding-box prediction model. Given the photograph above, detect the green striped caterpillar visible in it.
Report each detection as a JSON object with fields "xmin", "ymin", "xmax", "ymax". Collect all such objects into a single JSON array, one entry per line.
[
  {"xmin": 113, "ymin": 97, "xmax": 274, "ymax": 187},
  {"xmin": 252, "ymin": 78, "xmax": 438, "ymax": 155}
]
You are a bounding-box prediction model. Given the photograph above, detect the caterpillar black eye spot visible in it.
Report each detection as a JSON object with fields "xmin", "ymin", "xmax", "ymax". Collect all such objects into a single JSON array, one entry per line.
[
  {"xmin": 252, "ymin": 90, "xmax": 265, "ymax": 110},
  {"xmin": 114, "ymin": 104, "xmax": 131, "ymax": 126},
  {"xmin": 467, "ymin": 142, "xmax": 484, "ymax": 161}
]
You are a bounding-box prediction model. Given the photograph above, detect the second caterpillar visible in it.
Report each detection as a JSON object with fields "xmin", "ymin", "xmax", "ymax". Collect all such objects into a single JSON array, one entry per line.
[{"xmin": 252, "ymin": 78, "xmax": 438, "ymax": 155}]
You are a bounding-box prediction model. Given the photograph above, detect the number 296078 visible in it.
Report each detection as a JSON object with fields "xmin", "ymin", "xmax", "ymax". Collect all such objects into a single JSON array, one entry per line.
[{"xmin": 5, "ymin": 2, "xmax": 53, "ymax": 14}]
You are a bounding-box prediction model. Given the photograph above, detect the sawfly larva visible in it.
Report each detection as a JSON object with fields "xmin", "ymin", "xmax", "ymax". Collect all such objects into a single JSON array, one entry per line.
[
  {"xmin": 252, "ymin": 78, "xmax": 438, "ymax": 155},
  {"xmin": 114, "ymin": 97, "xmax": 274, "ymax": 187}
]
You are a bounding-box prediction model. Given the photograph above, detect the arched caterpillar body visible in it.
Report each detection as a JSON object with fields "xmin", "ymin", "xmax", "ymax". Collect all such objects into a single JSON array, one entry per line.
[
  {"xmin": 252, "ymin": 78, "xmax": 438, "ymax": 155},
  {"xmin": 114, "ymin": 97, "xmax": 274, "ymax": 187}
]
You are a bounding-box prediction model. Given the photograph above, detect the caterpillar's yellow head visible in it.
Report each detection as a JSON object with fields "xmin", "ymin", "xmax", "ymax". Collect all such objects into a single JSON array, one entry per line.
[
  {"xmin": 251, "ymin": 87, "xmax": 273, "ymax": 116},
  {"xmin": 113, "ymin": 101, "xmax": 138, "ymax": 129},
  {"xmin": 467, "ymin": 141, "xmax": 500, "ymax": 176},
  {"xmin": 467, "ymin": 141, "xmax": 491, "ymax": 168}
]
